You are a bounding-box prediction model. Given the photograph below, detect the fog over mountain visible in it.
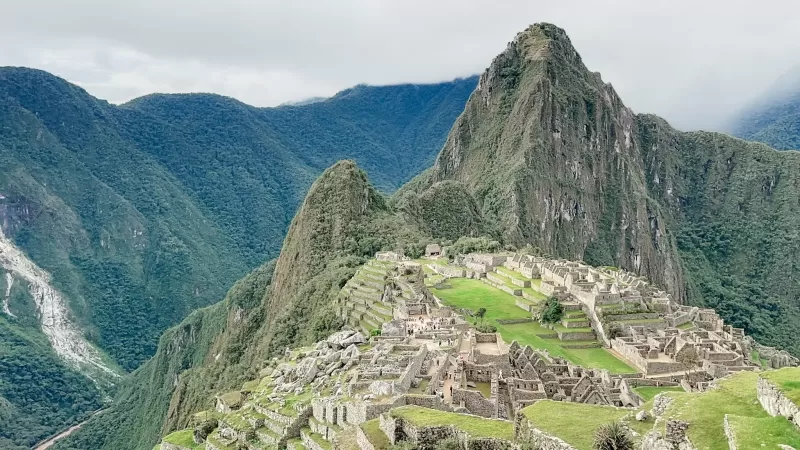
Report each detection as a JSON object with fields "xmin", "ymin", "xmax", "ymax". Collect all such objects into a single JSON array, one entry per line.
[{"xmin": 2, "ymin": 0, "xmax": 800, "ymax": 130}]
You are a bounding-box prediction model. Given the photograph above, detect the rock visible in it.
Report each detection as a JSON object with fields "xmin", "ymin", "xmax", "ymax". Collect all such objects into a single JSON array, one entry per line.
[
  {"xmin": 381, "ymin": 320, "xmax": 406, "ymax": 337},
  {"xmin": 651, "ymin": 393, "xmax": 673, "ymax": 417},
  {"xmin": 324, "ymin": 350, "xmax": 342, "ymax": 364},
  {"xmin": 636, "ymin": 410, "xmax": 649, "ymax": 421},
  {"xmin": 327, "ymin": 330, "xmax": 357, "ymax": 349},
  {"xmin": 369, "ymin": 380, "xmax": 393, "ymax": 396},
  {"xmin": 342, "ymin": 344, "xmax": 360, "ymax": 360},
  {"xmin": 340, "ymin": 331, "xmax": 367, "ymax": 347},
  {"xmin": 315, "ymin": 341, "xmax": 327, "ymax": 350}
]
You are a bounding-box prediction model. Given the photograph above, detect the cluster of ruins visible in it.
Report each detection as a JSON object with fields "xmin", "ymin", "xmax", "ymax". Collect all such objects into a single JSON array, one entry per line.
[{"xmin": 162, "ymin": 249, "xmax": 799, "ymax": 450}]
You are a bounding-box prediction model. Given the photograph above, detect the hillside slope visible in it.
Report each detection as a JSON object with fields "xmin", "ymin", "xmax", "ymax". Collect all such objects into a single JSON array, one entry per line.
[
  {"xmin": 54, "ymin": 161, "xmax": 428, "ymax": 450},
  {"xmin": 51, "ymin": 22, "xmax": 800, "ymax": 450},
  {"xmin": 0, "ymin": 68, "xmax": 474, "ymax": 449},
  {"xmin": 408, "ymin": 23, "xmax": 800, "ymax": 355}
]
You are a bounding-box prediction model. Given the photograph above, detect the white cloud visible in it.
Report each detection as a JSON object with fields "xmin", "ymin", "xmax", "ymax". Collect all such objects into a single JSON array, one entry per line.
[{"xmin": 1, "ymin": 0, "xmax": 799, "ymax": 129}]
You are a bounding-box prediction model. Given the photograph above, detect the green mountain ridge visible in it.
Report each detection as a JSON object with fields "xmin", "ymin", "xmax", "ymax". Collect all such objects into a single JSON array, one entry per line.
[
  {"xmin": 17, "ymin": 22, "xmax": 800, "ymax": 450},
  {"xmin": 0, "ymin": 68, "xmax": 476, "ymax": 449},
  {"xmin": 407, "ymin": 23, "xmax": 800, "ymax": 355},
  {"xmin": 729, "ymin": 67, "xmax": 800, "ymax": 150}
]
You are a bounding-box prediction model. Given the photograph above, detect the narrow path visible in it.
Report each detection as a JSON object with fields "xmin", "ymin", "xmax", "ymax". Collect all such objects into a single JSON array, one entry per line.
[{"xmin": 34, "ymin": 409, "xmax": 105, "ymax": 450}]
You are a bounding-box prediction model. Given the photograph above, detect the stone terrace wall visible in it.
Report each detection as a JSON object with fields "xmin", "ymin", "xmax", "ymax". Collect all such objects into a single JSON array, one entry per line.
[
  {"xmin": 453, "ymin": 388, "xmax": 496, "ymax": 418},
  {"xmin": 355, "ymin": 425, "xmax": 376, "ymax": 450},
  {"xmin": 757, "ymin": 377, "xmax": 800, "ymax": 428},
  {"xmin": 514, "ymin": 414, "xmax": 577, "ymax": 450},
  {"xmin": 394, "ymin": 346, "xmax": 428, "ymax": 392},
  {"xmin": 383, "ymin": 415, "xmax": 514, "ymax": 450}
]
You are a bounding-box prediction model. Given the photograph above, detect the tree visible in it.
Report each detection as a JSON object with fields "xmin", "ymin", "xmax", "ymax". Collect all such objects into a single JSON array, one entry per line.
[
  {"xmin": 540, "ymin": 298, "xmax": 563, "ymax": 325},
  {"xmin": 593, "ymin": 422, "xmax": 634, "ymax": 450},
  {"xmin": 476, "ymin": 308, "xmax": 487, "ymax": 323}
]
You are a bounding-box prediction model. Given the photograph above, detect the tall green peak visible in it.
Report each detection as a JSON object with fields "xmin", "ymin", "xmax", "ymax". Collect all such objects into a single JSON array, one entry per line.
[{"xmin": 410, "ymin": 24, "xmax": 800, "ymax": 358}]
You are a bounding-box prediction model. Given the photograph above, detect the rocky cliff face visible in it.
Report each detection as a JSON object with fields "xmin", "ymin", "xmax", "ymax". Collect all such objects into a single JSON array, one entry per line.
[
  {"xmin": 414, "ymin": 23, "xmax": 800, "ymax": 355},
  {"xmin": 422, "ymin": 24, "xmax": 683, "ymax": 297}
]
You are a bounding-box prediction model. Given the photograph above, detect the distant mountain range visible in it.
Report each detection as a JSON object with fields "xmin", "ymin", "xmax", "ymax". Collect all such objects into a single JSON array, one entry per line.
[
  {"xmin": 728, "ymin": 66, "xmax": 800, "ymax": 150},
  {"xmin": 0, "ymin": 68, "xmax": 476, "ymax": 449},
  {"xmin": 53, "ymin": 23, "xmax": 800, "ymax": 450}
]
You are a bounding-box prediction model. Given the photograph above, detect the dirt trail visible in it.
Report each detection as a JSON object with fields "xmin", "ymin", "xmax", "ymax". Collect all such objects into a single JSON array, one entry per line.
[{"xmin": 34, "ymin": 410, "xmax": 105, "ymax": 450}]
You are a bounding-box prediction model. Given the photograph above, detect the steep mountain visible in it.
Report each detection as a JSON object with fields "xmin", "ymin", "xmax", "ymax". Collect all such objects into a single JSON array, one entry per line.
[
  {"xmin": 0, "ymin": 68, "xmax": 475, "ymax": 449},
  {"xmin": 406, "ymin": 23, "xmax": 800, "ymax": 355},
  {"xmin": 47, "ymin": 22, "xmax": 800, "ymax": 450},
  {"xmin": 729, "ymin": 67, "xmax": 800, "ymax": 150},
  {"xmin": 54, "ymin": 161, "xmax": 427, "ymax": 450}
]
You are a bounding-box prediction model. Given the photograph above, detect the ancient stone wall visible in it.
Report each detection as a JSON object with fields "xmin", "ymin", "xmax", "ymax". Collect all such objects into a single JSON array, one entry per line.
[
  {"xmin": 514, "ymin": 414, "xmax": 577, "ymax": 450},
  {"xmin": 394, "ymin": 346, "xmax": 428, "ymax": 393},
  {"xmin": 355, "ymin": 425, "xmax": 377, "ymax": 450},
  {"xmin": 757, "ymin": 377, "xmax": 800, "ymax": 428},
  {"xmin": 723, "ymin": 414, "xmax": 738, "ymax": 450},
  {"xmin": 452, "ymin": 389, "xmax": 496, "ymax": 418},
  {"xmin": 379, "ymin": 413, "xmax": 398, "ymax": 445}
]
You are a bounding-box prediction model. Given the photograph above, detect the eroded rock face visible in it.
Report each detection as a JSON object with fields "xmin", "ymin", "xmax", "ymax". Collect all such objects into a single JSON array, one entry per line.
[
  {"xmin": 0, "ymin": 227, "xmax": 119, "ymax": 385},
  {"xmin": 757, "ymin": 377, "xmax": 800, "ymax": 428}
]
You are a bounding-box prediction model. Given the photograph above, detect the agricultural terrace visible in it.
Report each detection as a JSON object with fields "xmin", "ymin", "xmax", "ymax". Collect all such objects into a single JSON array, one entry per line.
[
  {"xmin": 658, "ymin": 371, "xmax": 800, "ymax": 450},
  {"xmin": 430, "ymin": 278, "xmax": 635, "ymax": 373}
]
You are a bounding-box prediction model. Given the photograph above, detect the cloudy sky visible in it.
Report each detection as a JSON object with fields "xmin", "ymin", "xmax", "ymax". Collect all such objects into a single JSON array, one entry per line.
[{"xmin": 1, "ymin": 0, "xmax": 799, "ymax": 130}]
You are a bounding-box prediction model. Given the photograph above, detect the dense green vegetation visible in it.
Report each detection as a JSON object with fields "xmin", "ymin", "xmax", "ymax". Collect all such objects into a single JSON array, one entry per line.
[
  {"xmin": 41, "ymin": 22, "xmax": 800, "ymax": 450},
  {"xmin": 55, "ymin": 161, "xmax": 429, "ymax": 450},
  {"xmin": 0, "ymin": 314, "xmax": 102, "ymax": 449},
  {"xmin": 0, "ymin": 68, "xmax": 474, "ymax": 444}
]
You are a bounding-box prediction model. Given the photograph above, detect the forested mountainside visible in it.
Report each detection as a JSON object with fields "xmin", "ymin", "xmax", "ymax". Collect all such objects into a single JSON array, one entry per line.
[
  {"xmin": 728, "ymin": 67, "xmax": 800, "ymax": 150},
  {"xmin": 0, "ymin": 68, "xmax": 475, "ymax": 449},
  {"xmin": 54, "ymin": 161, "xmax": 431, "ymax": 450},
  {"xmin": 406, "ymin": 23, "xmax": 800, "ymax": 355},
  {"xmin": 50, "ymin": 23, "xmax": 800, "ymax": 450}
]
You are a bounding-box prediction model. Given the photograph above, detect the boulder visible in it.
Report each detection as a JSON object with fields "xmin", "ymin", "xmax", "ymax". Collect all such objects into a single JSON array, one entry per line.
[
  {"xmin": 369, "ymin": 380, "xmax": 394, "ymax": 396},
  {"xmin": 381, "ymin": 320, "xmax": 406, "ymax": 337},
  {"xmin": 636, "ymin": 410, "xmax": 649, "ymax": 421},
  {"xmin": 327, "ymin": 330, "xmax": 357, "ymax": 349},
  {"xmin": 340, "ymin": 332, "xmax": 367, "ymax": 347},
  {"xmin": 342, "ymin": 344, "xmax": 360, "ymax": 360}
]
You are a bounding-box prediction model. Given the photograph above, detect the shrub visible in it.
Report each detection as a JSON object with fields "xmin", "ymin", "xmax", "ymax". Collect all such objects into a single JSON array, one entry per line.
[
  {"xmin": 606, "ymin": 322, "xmax": 623, "ymax": 339},
  {"xmin": 540, "ymin": 297, "xmax": 563, "ymax": 324},
  {"xmin": 593, "ymin": 422, "xmax": 634, "ymax": 450},
  {"xmin": 370, "ymin": 329, "xmax": 382, "ymax": 337}
]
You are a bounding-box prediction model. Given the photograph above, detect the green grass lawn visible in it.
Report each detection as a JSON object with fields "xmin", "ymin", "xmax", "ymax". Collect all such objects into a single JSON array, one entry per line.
[
  {"xmin": 762, "ymin": 367, "xmax": 800, "ymax": 404},
  {"xmin": 520, "ymin": 401, "xmax": 632, "ymax": 450},
  {"xmin": 431, "ymin": 278, "xmax": 531, "ymax": 320},
  {"xmin": 659, "ymin": 371, "xmax": 800, "ymax": 450},
  {"xmin": 633, "ymin": 385, "xmax": 685, "ymax": 401},
  {"xmin": 162, "ymin": 429, "xmax": 202, "ymax": 449},
  {"xmin": 391, "ymin": 405, "xmax": 514, "ymax": 440},
  {"xmin": 432, "ymin": 279, "xmax": 636, "ymax": 374},
  {"xmin": 677, "ymin": 321, "xmax": 695, "ymax": 330},
  {"xmin": 474, "ymin": 382, "xmax": 492, "ymax": 398},
  {"xmin": 726, "ymin": 415, "xmax": 800, "ymax": 449},
  {"xmin": 360, "ymin": 419, "xmax": 390, "ymax": 449}
]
